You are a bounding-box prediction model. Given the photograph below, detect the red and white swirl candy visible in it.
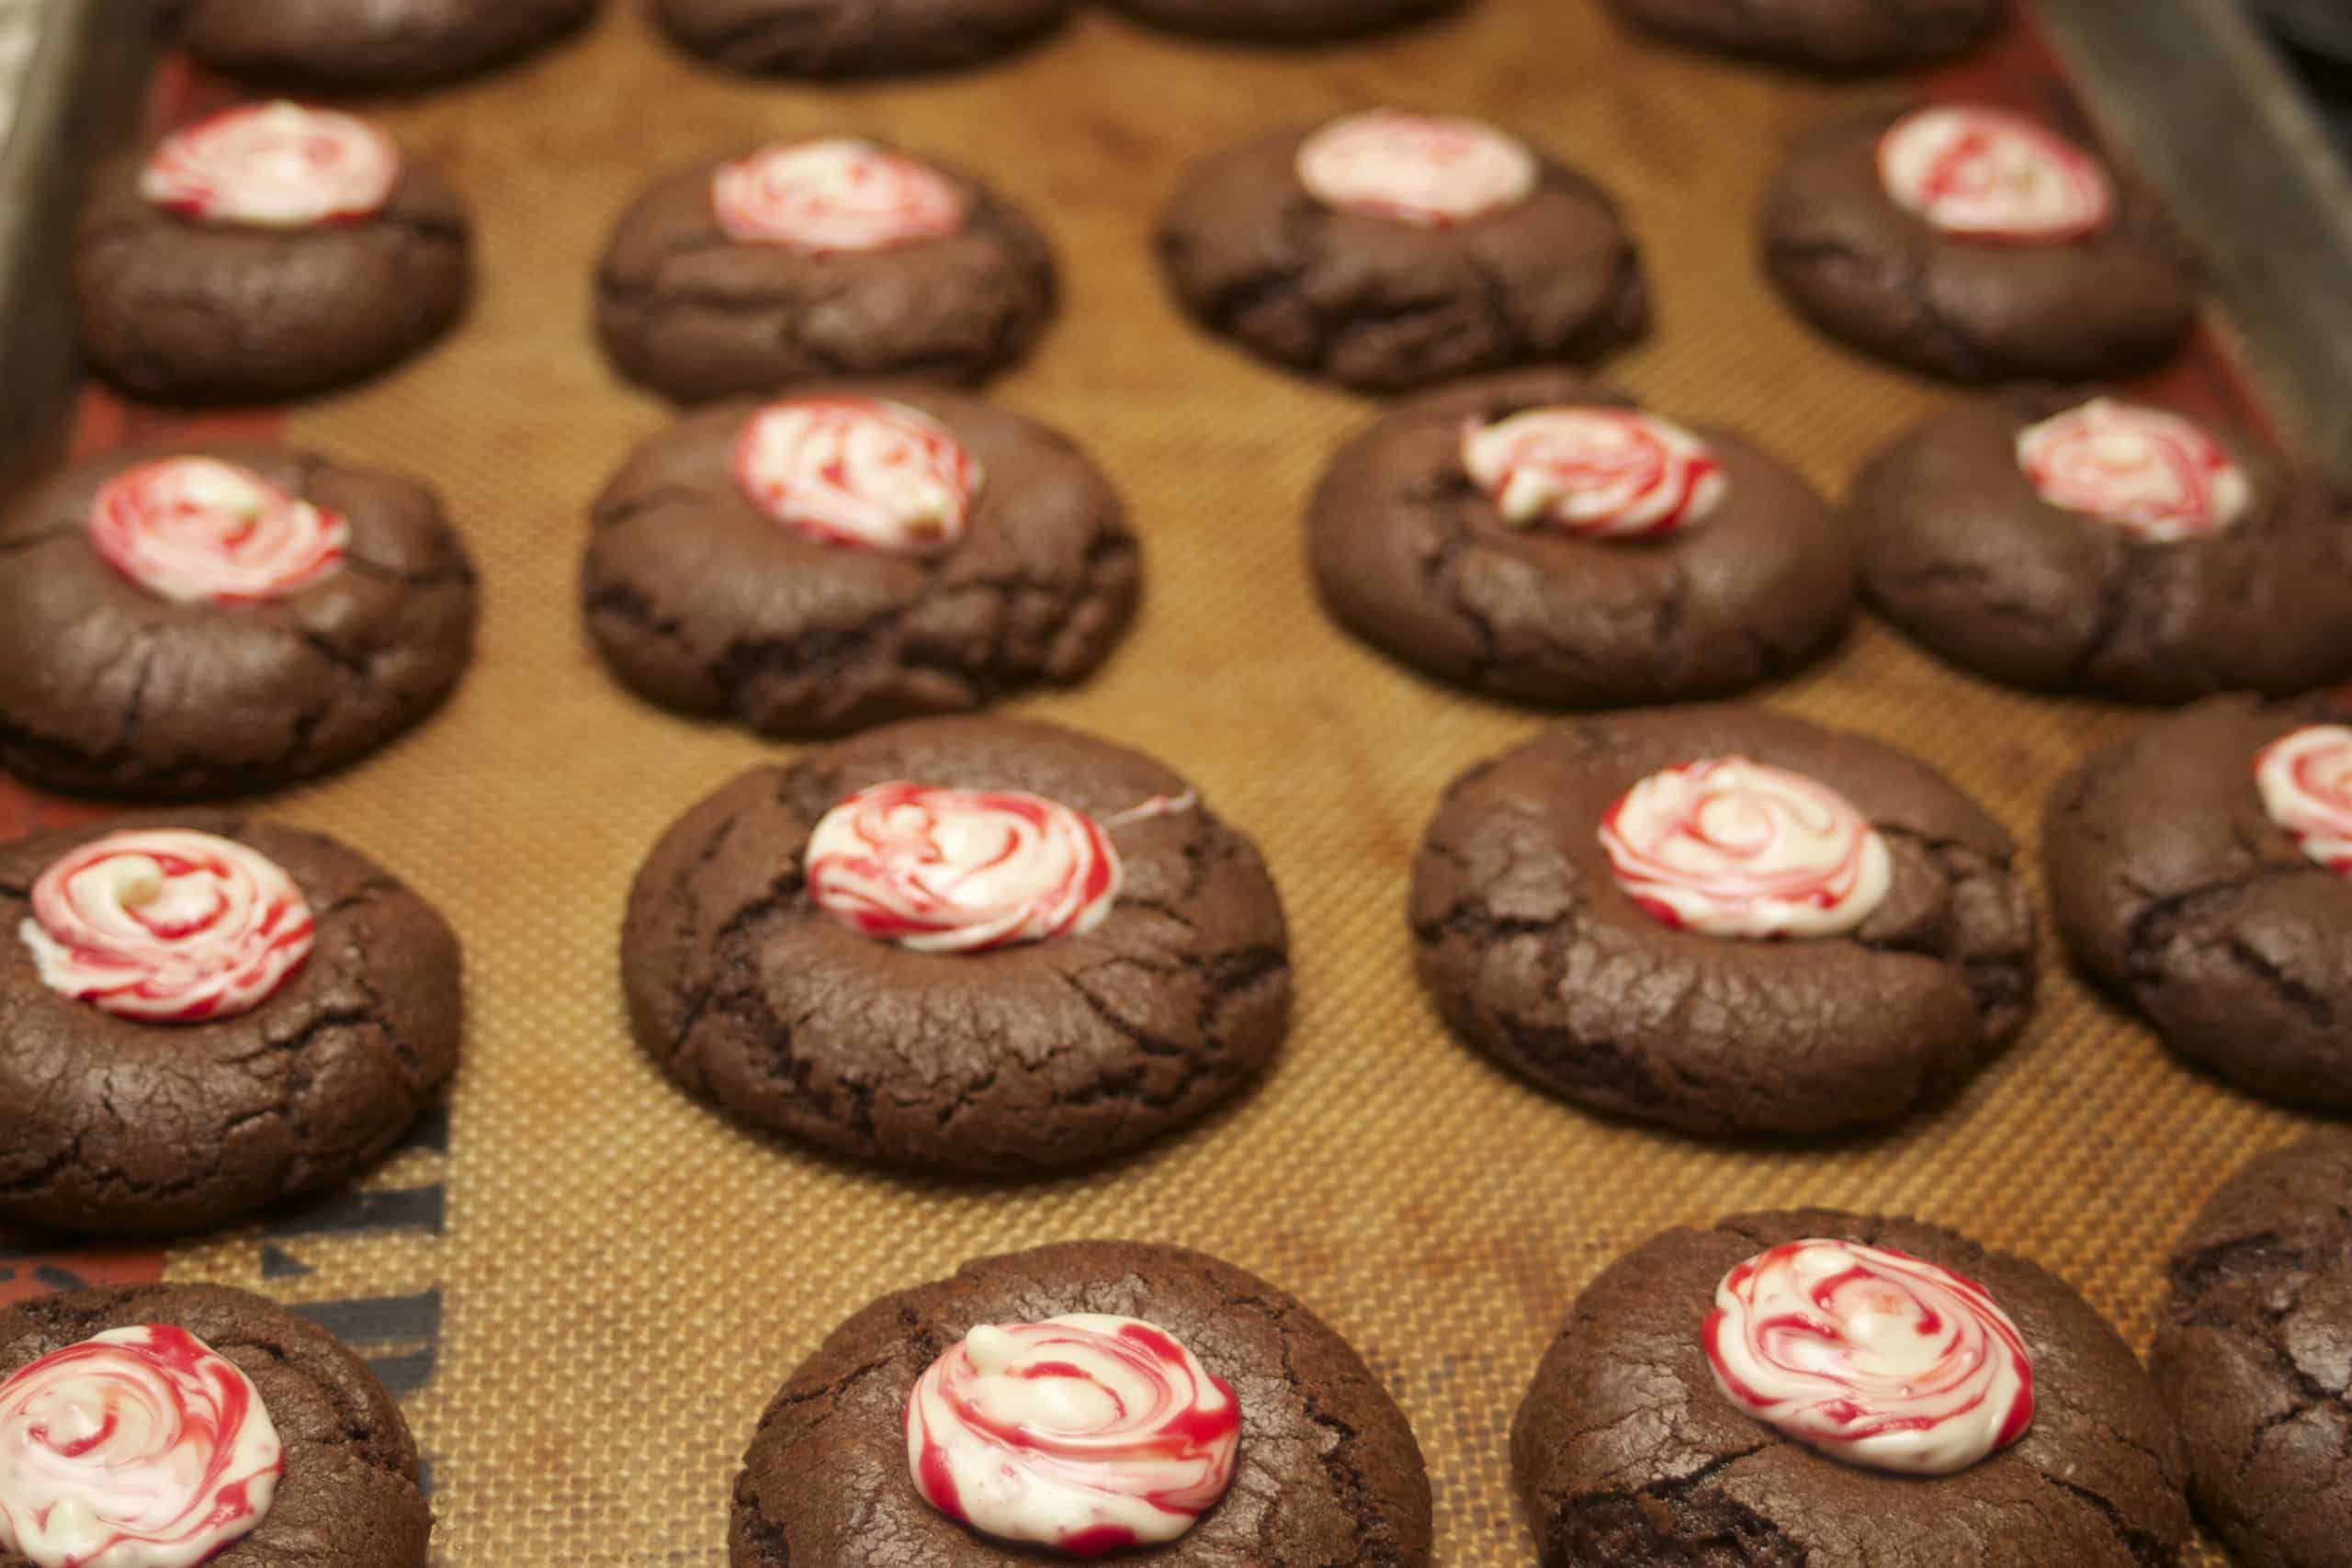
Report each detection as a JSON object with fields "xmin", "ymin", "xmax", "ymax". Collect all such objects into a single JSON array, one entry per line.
[
  {"xmin": 18, "ymin": 829, "xmax": 316, "ymax": 1024},
  {"xmin": 1462, "ymin": 407, "xmax": 1727, "ymax": 537},
  {"xmin": 1878, "ymin": 107, "xmax": 2113, "ymax": 243},
  {"xmin": 1703, "ymin": 1238, "xmax": 2037, "ymax": 1475},
  {"xmin": 1600, "ymin": 758, "xmax": 1893, "ymax": 940},
  {"xmin": 733, "ymin": 398, "xmax": 982, "ymax": 556},
  {"xmin": 2017, "ymin": 398, "xmax": 2250, "ymax": 542},
  {"xmin": 906, "ymin": 1314, "xmax": 1241, "ymax": 1556},
  {"xmin": 88, "ymin": 457, "xmax": 348, "ymax": 606},
  {"xmin": 713, "ymin": 138, "xmax": 967, "ymax": 254},
  {"xmin": 1295, "ymin": 109, "xmax": 1538, "ymax": 228},
  {"xmin": 2256, "ymin": 725, "xmax": 2352, "ymax": 874},
  {"xmin": 0, "ymin": 1325, "xmax": 283, "ymax": 1568},
  {"xmin": 139, "ymin": 101, "xmax": 399, "ymax": 230}
]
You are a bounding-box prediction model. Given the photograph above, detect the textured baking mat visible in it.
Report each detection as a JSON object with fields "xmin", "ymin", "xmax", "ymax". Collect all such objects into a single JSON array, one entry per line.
[{"xmin": 0, "ymin": 3, "xmax": 2305, "ymax": 1562}]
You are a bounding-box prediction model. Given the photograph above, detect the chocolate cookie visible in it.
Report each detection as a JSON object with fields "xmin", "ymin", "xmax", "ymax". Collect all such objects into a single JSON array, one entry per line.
[
  {"xmin": 0, "ymin": 1283, "xmax": 430, "ymax": 1567},
  {"xmin": 623, "ymin": 718, "xmax": 1289, "ymax": 1175},
  {"xmin": 1105, "ymin": 0, "xmax": 1460, "ymax": 42},
  {"xmin": 74, "ymin": 104, "xmax": 470, "ymax": 405},
  {"xmin": 178, "ymin": 0, "xmax": 594, "ymax": 87},
  {"xmin": 1515, "ymin": 1210, "xmax": 2189, "ymax": 1566},
  {"xmin": 1158, "ymin": 110, "xmax": 1648, "ymax": 393},
  {"xmin": 1410, "ymin": 705, "xmax": 2033, "ymax": 1136},
  {"xmin": 2046, "ymin": 694, "xmax": 2352, "ymax": 1109},
  {"xmin": 2155, "ymin": 1131, "xmax": 2352, "ymax": 1568},
  {"xmin": 1606, "ymin": 0, "xmax": 2004, "ymax": 70},
  {"xmin": 655, "ymin": 0, "xmax": 1070, "ymax": 75},
  {"xmin": 1308, "ymin": 368, "xmax": 1853, "ymax": 706},
  {"xmin": 0, "ymin": 446, "xmax": 478, "ymax": 799},
  {"xmin": 1855, "ymin": 390, "xmax": 2352, "ymax": 702},
  {"xmin": 0, "ymin": 814, "xmax": 462, "ymax": 1235},
  {"xmin": 1765, "ymin": 105, "xmax": 2196, "ymax": 380},
  {"xmin": 732, "ymin": 1242, "xmax": 1431, "ymax": 1566},
  {"xmin": 583, "ymin": 387, "xmax": 1136, "ymax": 737},
  {"xmin": 596, "ymin": 138, "xmax": 1055, "ymax": 405}
]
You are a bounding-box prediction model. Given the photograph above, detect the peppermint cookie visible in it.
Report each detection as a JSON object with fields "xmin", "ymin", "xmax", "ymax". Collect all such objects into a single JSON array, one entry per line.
[
  {"xmin": 1158, "ymin": 110, "xmax": 1648, "ymax": 392},
  {"xmin": 2047, "ymin": 694, "xmax": 2352, "ymax": 1109},
  {"xmin": 1854, "ymin": 390, "xmax": 2352, "ymax": 701},
  {"xmin": 1308, "ymin": 368, "xmax": 1853, "ymax": 705},
  {"xmin": 1605, "ymin": 0, "xmax": 2003, "ymax": 71},
  {"xmin": 74, "ymin": 104, "xmax": 470, "ymax": 404},
  {"xmin": 0, "ymin": 816, "xmax": 462, "ymax": 1234},
  {"xmin": 1516, "ymin": 1210, "xmax": 2188, "ymax": 1566},
  {"xmin": 0, "ymin": 446, "xmax": 477, "ymax": 798},
  {"xmin": 178, "ymin": 0, "xmax": 593, "ymax": 86},
  {"xmin": 1106, "ymin": 0, "xmax": 1460, "ymax": 42},
  {"xmin": 1410, "ymin": 705, "xmax": 2033, "ymax": 1136},
  {"xmin": 655, "ymin": 0, "xmax": 1070, "ymax": 75},
  {"xmin": 1765, "ymin": 105, "xmax": 2196, "ymax": 380},
  {"xmin": 596, "ymin": 139, "xmax": 1054, "ymax": 404},
  {"xmin": 732, "ymin": 1242, "xmax": 1430, "ymax": 1566},
  {"xmin": 622, "ymin": 717, "xmax": 1289, "ymax": 1174},
  {"xmin": 0, "ymin": 1283, "xmax": 429, "ymax": 1567},
  {"xmin": 583, "ymin": 386, "xmax": 1136, "ymax": 736}
]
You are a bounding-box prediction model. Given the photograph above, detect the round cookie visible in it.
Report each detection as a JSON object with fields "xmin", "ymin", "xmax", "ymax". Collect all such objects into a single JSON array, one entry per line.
[
  {"xmin": 655, "ymin": 0, "xmax": 1070, "ymax": 75},
  {"xmin": 622, "ymin": 717, "xmax": 1289, "ymax": 1174},
  {"xmin": 1308, "ymin": 367, "xmax": 1854, "ymax": 706},
  {"xmin": 1409, "ymin": 705, "xmax": 2033, "ymax": 1137},
  {"xmin": 2154, "ymin": 1131, "xmax": 2352, "ymax": 1568},
  {"xmin": 178, "ymin": 0, "xmax": 594, "ymax": 87},
  {"xmin": 1854, "ymin": 389, "xmax": 2352, "ymax": 702},
  {"xmin": 1515, "ymin": 1209, "xmax": 2189, "ymax": 1566},
  {"xmin": 731, "ymin": 1242, "xmax": 1431, "ymax": 1566},
  {"xmin": 0, "ymin": 445, "xmax": 477, "ymax": 799},
  {"xmin": 1764, "ymin": 105, "xmax": 2196, "ymax": 380},
  {"xmin": 1158, "ymin": 111, "xmax": 1648, "ymax": 393},
  {"xmin": 1605, "ymin": 0, "xmax": 2004, "ymax": 71},
  {"xmin": 1106, "ymin": 0, "xmax": 1460, "ymax": 42},
  {"xmin": 596, "ymin": 140, "xmax": 1055, "ymax": 405},
  {"xmin": 0, "ymin": 1283, "xmax": 430, "ymax": 1567},
  {"xmin": 74, "ymin": 105, "xmax": 471, "ymax": 405},
  {"xmin": 2046, "ymin": 694, "xmax": 2352, "ymax": 1109},
  {"xmin": 583, "ymin": 386, "xmax": 1137, "ymax": 737},
  {"xmin": 0, "ymin": 814, "xmax": 463, "ymax": 1234}
]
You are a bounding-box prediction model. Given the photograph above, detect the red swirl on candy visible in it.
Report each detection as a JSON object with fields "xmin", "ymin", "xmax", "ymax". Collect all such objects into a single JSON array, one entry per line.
[
  {"xmin": 733, "ymin": 397, "xmax": 982, "ymax": 556},
  {"xmin": 1703, "ymin": 1239, "xmax": 2036, "ymax": 1475},
  {"xmin": 138, "ymin": 101, "xmax": 399, "ymax": 230},
  {"xmin": 2256, "ymin": 724, "xmax": 2352, "ymax": 874},
  {"xmin": 0, "ymin": 1325, "xmax": 283, "ymax": 1568},
  {"xmin": 1295, "ymin": 108, "xmax": 1538, "ymax": 228},
  {"xmin": 712, "ymin": 138, "xmax": 967, "ymax": 254},
  {"xmin": 1877, "ymin": 107, "xmax": 2113, "ymax": 243},
  {"xmin": 1461, "ymin": 407, "xmax": 1727, "ymax": 537},
  {"xmin": 2016, "ymin": 398, "xmax": 2250, "ymax": 542},
  {"xmin": 906, "ymin": 1315, "xmax": 1241, "ymax": 1556},
  {"xmin": 18, "ymin": 829, "xmax": 316, "ymax": 1024},
  {"xmin": 88, "ymin": 457, "xmax": 348, "ymax": 606}
]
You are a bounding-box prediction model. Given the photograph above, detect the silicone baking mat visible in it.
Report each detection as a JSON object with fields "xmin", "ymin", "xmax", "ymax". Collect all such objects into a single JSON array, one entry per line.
[{"xmin": 1, "ymin": 4, "xmax": 2299, "ymax": 1562}]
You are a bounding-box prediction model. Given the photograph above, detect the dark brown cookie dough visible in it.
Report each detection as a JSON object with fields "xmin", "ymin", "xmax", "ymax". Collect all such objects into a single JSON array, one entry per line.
[
  {"xmin": 1409, "ymin": 705, "xmax": 2034, "ymax": 1137},
  {"xmin": 2046, "ymin": 694, "xmax": 2352, "ymax": 1109},
  {"xmin": 731, "ymin": 1242, "xmax": 1431, "ymax": 1567},
  {"xmin": 0, "ymin": 815, "xmax": 463, "ymax": 1235},
  {"xmin": 623, "ymin": 718, "xmax": 1289, "ymax": 1175},
  {"xmin": 0, "ymin": 446, "xmax": 478, "ymax": 800},
  {"xmin": 1105, "ymin": 0, "xmax": 1460, "ymax": 42},
  {"xmin": 178, "ymin": 0, "xmax": 595, "ymax": 88},
  {"xmin": 1515, "ymin": 1209, "xmax": 2190, "ymax": 1567},
  {"xmin": 596, "ymin": 148, "xmax": 1055, "ymax": 406},
  {"xmin": 1606, "ymin": 0, "xmax": 2004, "ymax": 71},
  {"xmin": 655, "ymin": 0, "xmax": 1070, "ymax": 75},
  {"xmin": 582, "ymin": 386, "xmax": 1137, "ymax": 737},
  {"xmin": 1854, "ymin": 390, "xmax": 2352, "ymax": 701},
  {"xmin": 1157, "ymin": 125, "xmax": 1647, "ymax": 393},
  {"xmin": 0, "ymin": 1283, "xmax": 431, "ymax": 1566},
  {"xmin": 1308, "ymin": 368, "xmax": 1854, "ymax": 706},
  {"xmin": 1764, "ymin": 107, "xmax": 2196, "ymax": 380},
  {"xmin": 73, "ymin": 132, "xmax": 470, "ymax": 405},
  {"xmin": 2155, "ymin": 1131, "xmax": 2352, "ymax": 1568}
]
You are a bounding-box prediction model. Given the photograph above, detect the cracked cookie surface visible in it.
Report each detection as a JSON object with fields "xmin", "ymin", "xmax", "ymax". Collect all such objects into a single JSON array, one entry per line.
[
  {"xmin": 1605, "ymin": 0, "xmax": 2003, "ymax": 70},
  {"xmin": 179, "ymin": 0, "xmax": 594, "ymax": 88},
  {"xmin": 2046, "ymin": 694, "xmax": 2352, "ymax": 1108},
  {"xmin": 1409, "ymin": 705, "xmax": 2034, "ymax": 1137},
  {"xmin": 729, "ymin": 1241, "xmax": 1430, "ymax": 1567},
  {"xmin": 0, "ymin": 815, "xmax": 463, "ymax": 1235},
  {"xmin": 622, "ymin": 718, "xmax": 1289, "ymax": 1174},
  {"xmin": 582, "ymin": 386, "xmax": 1138, "ymax": 737},
  {"xmin": 0, "ymin": 446, "xmax": 478, "ymax": 800},
  {"xmin": 1106, "ymin": 0, "xmax": 1460, "ymax": 41},
  {"xmin": 655, "ymin": 0, "xmax": 1070, "ymax": 75},
  {"xmin": 1514, "ymin": 1209, "xmax": 2189, "ymax": 1567},
  {"xmin": 0, "ymin": 1282, "xmax": 431, "ymax": 1567},
  {"xmin": 1308, "ymin": 368, "xmax": 1854, "ymax": 707},
  {"xmin": 1156, "ymin": 126, "xmax": 1648, "ymax": 393}
]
